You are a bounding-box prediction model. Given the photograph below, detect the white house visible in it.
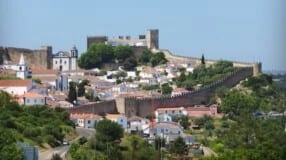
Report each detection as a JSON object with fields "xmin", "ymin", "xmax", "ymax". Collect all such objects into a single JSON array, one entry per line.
[
  {"xmin": 21, "ymin": 92, "xmax": 46, "ymax": 106},
  {"xmin": 127, "ymin": 71, "xmax": 136, "ymax": 78},
  {"xmin": 171, "ymin": 88, "xmax": 190, "ymax": 96},
  {"xmin": 0, "ymin": 79, "xmax": 33, "ymax": 95},
  {"xmin": 155, "ymin": 107, "xmax": 188, "ymax": 118},
  {"xmin": 145, "ymin": 122, "xmax": 184, "ymax": 144},
  {"xmin": 127, "ymin": 116, "xmax": 150, "ymax": 133},
  {"xmin": 70, "ymin": 113, "xmax": 102, "ymax": 128},
  {"xmin": 106, "ymin": 114, "xmax": 128, "ymax": 131},
  {"xmin": 56, "ymin": 100, "xmax": 74, "ymax": 108},
  {"xmin": 156, "ymin": 113, "xmax": 173, "ymax": 123}
]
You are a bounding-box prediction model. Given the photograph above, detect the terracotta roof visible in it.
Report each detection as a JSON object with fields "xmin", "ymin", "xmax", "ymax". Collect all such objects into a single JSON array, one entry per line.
[
  {"xmin": 151, "ymin": 122, "xmax": 182, "ymax": 129},
  {"xmin": 70, "ymin": 113, "xmax": 102, "ymax": 119},
  {"xmin": 23, "ymin": 92, "xmax": 45, "ymax": 98},
  {"xmin": 156, "ymin": 107, "xmax": 185, "ymax": 111},
  {"xmin": 187, "ymin": 107, "xmax": 211, "ymax": 111},
  {"xmin": 0, "ymin": 79, "xmax": 32, "ymax": 87},
  {"xmin": 173, "ymin": 88, "xmax": 189, "ymax": 92},
  {"xmin": 34, "ymin": 76, "xmax": 58, "ymax": 81},
  {"xmin": 128, "ymin": 116, "xmax": 146, "ymax": 122},
  {"xmin": 106, "ymin": 114, "xmax": 123, "ymax": 119}
]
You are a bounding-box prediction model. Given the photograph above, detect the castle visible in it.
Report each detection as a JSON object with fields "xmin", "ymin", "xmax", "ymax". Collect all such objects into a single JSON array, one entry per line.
[{"xmin": 87, "ymin": 29, "xmax": 159, "ymax": 50}]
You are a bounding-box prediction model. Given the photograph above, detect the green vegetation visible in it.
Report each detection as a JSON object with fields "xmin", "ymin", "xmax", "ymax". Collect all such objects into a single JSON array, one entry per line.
[
  {"xmin": 175, "ymin": 60, "xmax": 235, "ymax": 89},
  {"xmin": 139, "ymin": 49, "xmax": 168, "ymax": 67},
  {"xmin": 0, "ymin": 91, "xmax": 75, "ymax": 158},
  {"xmin": 68, "ymin": 81, "xmax": 77, "ymax": 104},
  {"xmin": 172, "ymin": 115, "xmax": 190, "ymax": 129},
  {"xmin": 161, "ymin": 83, "xmax": 173, "ymax": 95},
  {"xmin": 201, "ymin": 74, "xmax": 286, "ymax": 160},
  {"xmin": 69, "ymin": 119, "xmax": 159, "ymax": 160},
  {"xmin": 78, "ymin": 43, "xmax": 114, "ymax": 69},
  {"xmin": 78, "ymin": 44, "xmax": 167, "ymax": 70},
  {"xmin": 0, "ymin": 75, "xmax": 20, "ymax": 80}
]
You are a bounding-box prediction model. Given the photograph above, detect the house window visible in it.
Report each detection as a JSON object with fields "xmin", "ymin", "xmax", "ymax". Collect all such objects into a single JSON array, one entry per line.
[
  {"xmin": 120, "ymin": 119, "xmax": 123, "ymax": 123},
  {"xmin": 34, "ymin": 99, "xmax": 37, "ymax": 103},
  {"xmin": 165, "ymin": 111, "xmax": 167, "ymax": 114},
  {"xmin": 179, "ymin": 110, "xmax": 182, "ymax": 113},
  {"xmin": 60, "ymin": 59, "xmax": 62, "ymax": 64},
  {"xmin": 172, "ymin": 110, "xmax": 175, "ymax": 114},
  {"xmin": 161, "ymin": 129, "xmax": 164, "ymax": 133},
  {"xmin": 64, "ymin": 61, "xmax": 67, "ymax": 64},
  {"xmin": 27, "ymin": 99, "xmax": 30, "ymax": 103},
  {"xmin": 88, "ymin": 120, "xmax": 91, "ymax": 124},
  {"xmin": 19, "ymin": 66, "xmax": 22, "ymax": 71},
  {"xmin": 41, "ymin": 99, "xmax": 44, "ymax": 103},
  {"xmin": 55, "ymin": 61, "xmax": 57, "ymax": 64},
  {"xmin": 178, "ymin": 131, "xmax": 181, "ymax": 134}
]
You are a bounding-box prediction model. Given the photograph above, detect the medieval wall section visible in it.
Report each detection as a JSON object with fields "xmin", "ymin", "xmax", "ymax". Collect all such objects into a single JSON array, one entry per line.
[
  {"xmin": 0, "ymin": 46, "xmax": 53, "ymax": 69},
  {"xmin": 68, "ymin": 100, "xmax": 118, "ymax": 115},
  {"xmin": 123, "ymin": 67, "xmax": 253, "ymax": 117}
]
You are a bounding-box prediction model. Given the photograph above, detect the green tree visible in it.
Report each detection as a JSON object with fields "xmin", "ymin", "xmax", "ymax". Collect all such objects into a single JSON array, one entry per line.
[
  {"xmin": 0, "ymin": 128, "xmax": 24, "ymax": 160},
  {"xmin": 221, "ymin": 90, "xmax": 257, "ymax": 119},
  {"xmin": 161, "ymin": 83, "xmax": 173, "ymax": 95},
  {"xmin": 169, "ymin": 137, "xmax": 186, "ymax": 155},
  {"xmin": 150, "ymin": 52, "xmax": 167, "ymax": 67},
  {"xmin": 201, "ymin": 54, "xmax": 205, "ymax": 65},
  {"xmin": 139, "ymin": 49, "xmax": 152, "ymax": 64},
  {"xmin": 123, "ymin": 57, "xmax": 138, "ymax": 71},
  {"xmin": 172, "ymin": 115, "xmax": 190, "ymax": 129},
  {"xmin": 95, "ymin": 119, "xmax": 124, "ymax": 143},
  {"xmin": 77, "ymin": 79, "xmax": 89, "ymax": 97},
  {"xmin": 78, "ymin": 43, "xmax": 114, "ymax": 69},
  {"xmin": 114, "ymin": 45, "xmax": 133, "ymax": 62},
  {"xmin": 51, "ymin": 153, "xmax": 62, "ymax": 160},
  {"xmin": 68, "ymin": 82, "xmax": 77, "ymax": 104}
]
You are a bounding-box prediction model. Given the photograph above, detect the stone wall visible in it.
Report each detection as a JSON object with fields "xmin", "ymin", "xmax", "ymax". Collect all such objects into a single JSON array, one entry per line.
[
  {"xmin": 123, "ymin": 67, "xmax": 253, "ymax": 117},
  {"xmin": 0, "ymin": 46, "xmax": 52, "ymax": 69},
  {"xmin": 68, "ymin": 100, "xmax": 118, "ymax": 114}
]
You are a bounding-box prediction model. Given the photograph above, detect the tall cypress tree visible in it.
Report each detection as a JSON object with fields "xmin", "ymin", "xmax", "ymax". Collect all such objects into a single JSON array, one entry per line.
[
  {"xmin": 201, "ymin": 54, "xmax": 205, "ymax": 65},
  {"xmin": 68, "ymin": 82, "xmax": 77, "ymax": 104}
]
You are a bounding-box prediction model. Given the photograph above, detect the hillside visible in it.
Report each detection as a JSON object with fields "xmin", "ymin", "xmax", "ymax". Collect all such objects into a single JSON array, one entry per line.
[{"xmin": 0, "ymin": 91, "xmax": 76, "ymax": 158}]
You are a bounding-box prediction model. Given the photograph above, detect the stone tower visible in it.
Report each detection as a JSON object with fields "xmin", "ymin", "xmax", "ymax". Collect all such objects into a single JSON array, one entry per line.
[
  {"xmin": 253, "ymin": 62, "xmax": 262, "ymax": 76},
  {"xmin": 146, "ymin": 29, "xmax": 159, "ymax": 49},
  {"xmin": 70, "ymin": 45, "xmax": 78, "ymax": 71}
]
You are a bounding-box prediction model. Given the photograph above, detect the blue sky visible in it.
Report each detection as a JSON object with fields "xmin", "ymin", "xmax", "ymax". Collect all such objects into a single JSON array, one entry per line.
[{"xmin": 0, "ymin": 0, "xmax": 285, "ymax": 71}]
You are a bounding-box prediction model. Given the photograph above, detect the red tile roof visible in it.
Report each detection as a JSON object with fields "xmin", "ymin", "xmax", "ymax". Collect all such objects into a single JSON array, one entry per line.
[{"xmin": 0, "ymin": 79, "xmax": 32, "ymax": 87}]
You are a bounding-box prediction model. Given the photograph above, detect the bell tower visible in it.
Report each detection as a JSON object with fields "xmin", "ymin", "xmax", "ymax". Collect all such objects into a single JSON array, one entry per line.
[
  {"xmin": 70, "ymin": 45, "xmax": 78, "ymax": 71},
  {"xmin": 16, "ymin": 53, "xmax": 30, "ymax": 79}
]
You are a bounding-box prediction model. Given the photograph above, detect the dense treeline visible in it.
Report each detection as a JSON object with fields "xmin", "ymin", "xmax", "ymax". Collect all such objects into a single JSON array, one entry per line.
[
  {"xmin": 0, "ymin": 91, "xmax": 75, "ymax": 159},
  {"xmin": 175, "ymin": 60, "xmax": 235, "ymax": 90},
  {"xmin": 78, "ymin": 43, "xmax": 167, "ymax": 70},
  {"xmin": 201, "ymin": 74, "xmax": 286, "ymax": 160}
]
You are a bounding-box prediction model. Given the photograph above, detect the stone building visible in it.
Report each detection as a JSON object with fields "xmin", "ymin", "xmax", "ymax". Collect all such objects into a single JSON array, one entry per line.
[
  {"xmin": 52, "ymin": 46, "xmax": 78, "ymax": 71},
  {"xmin": 87, "ymin": 29, "xmax": 159, "ymax": 50}
]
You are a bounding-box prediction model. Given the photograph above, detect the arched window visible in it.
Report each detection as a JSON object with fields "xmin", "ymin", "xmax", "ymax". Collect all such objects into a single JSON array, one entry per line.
[
  {"xmin": 19, "ymin": 66, "xmax": 22, "ymax": 71},
  {"xmin": 60, "ymin": 59, "xmax": 62, "ymax": 64}
]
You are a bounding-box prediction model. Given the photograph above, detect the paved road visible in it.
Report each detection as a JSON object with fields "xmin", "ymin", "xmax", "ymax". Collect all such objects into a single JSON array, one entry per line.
[{"xmin": 39, "ymin": 127, "xmax": 95, "ymax": 160}]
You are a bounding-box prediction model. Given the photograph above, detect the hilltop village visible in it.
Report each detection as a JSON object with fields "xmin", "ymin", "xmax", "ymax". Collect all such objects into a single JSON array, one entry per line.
[{"xmin": 1, "ymin": 29, "xmax": 286, "ymax": 160}]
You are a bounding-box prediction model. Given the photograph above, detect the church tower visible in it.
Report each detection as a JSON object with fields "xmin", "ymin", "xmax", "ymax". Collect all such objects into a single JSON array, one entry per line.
[
  {"xmin": 16, "ymin": 53, "xmax": 30, "ymax": 79},
  {"xmin": 70, "ymin": 45, "xmax": 78, "ymax": 71}
]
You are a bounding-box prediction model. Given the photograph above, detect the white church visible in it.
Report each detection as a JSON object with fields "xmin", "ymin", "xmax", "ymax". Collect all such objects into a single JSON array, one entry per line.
[{"xmin": 52, "ymin": 45, "xmax": 78, "ymax": 71}]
